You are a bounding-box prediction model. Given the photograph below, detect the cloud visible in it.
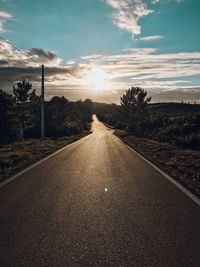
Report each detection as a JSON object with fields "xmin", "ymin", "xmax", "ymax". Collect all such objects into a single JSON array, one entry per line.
[
  {"xmin": 123, "ymin": 47, "xmax": 157, "ymax": 54},
  {"xmin": 0, "ymin": 11, "xmax": 12, "ymax": 18},
  {"xmin": 0, "ymin": 41, "xmax": 63, "ymax": 67},
  {"xmin": 66, "ymin": 60, "xmax": 75, "ymax": 65},
  {"xmin": 81, "ymin": 48, "xmax": 200, "ymax": 102},
  {"xmin": 0, "ymin": 40, "xmax": 28, "ymax": 64},
  {"xmin": 28, "ymin": 48, "xmax": 57, "ymax": 60},
  {"xmin": 152, "ymin": 0, "xmax": 184, "ymax": 3},
  {"xmin": 81, "ymin": 54, "xmax": 102, "ymax": 60},
  {"xmin": 28, "ymin": 48, "xmax": 62, "ymax": 67},
  {"xmin": 139, "ymin": 35, "xmax": 164, "ymax": 41},
  {"xmin": 0, "ymin": 20, "xmax": 4, "ymax": 32},
  {"xmin": 103, "ymin": 0, "xmax": 185, "ymax": 38},
  {"xmin": 0, "ymin": 10, "xmax": 12, "ymax": 32},
  {"xmin": 147, "ymin": 86, "xmax": 200, "ymax": 103},
  {"xmin": 81, "ymin": 49, "xmax": 200, "ymax": 81},
  {"xmin": 0, "ymin": 65, "xmax": 88, "ymax": 95},
  {"xmin": 1, "ymin": 40, "xmax": 200, "ymax": 103},
  {"xmin": 0, "ymin": 40, "xmax": 88, "ymax": 93},
  {"xmin": 104, "ymin": 0, "xmax": 153, "ymax": 36}
]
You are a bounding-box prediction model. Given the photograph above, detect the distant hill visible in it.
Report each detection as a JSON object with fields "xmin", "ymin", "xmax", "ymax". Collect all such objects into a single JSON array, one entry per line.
[{"xmin": 149, "ymin": 102, "xmax": 200, "ymax": 113}]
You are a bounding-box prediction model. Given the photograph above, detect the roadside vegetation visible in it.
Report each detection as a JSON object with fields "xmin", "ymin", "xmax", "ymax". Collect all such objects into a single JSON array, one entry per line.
[
  {"xmin": 95, "ymin": 88, "xmax": 200, "ymax": 151},
  {"xmin": 94, "ymin": 87, "xmax": 200, "ymax": 198},
  {"xmin": 0, "ymin": 133, "xmax": 89, "ymax": 181},
  {"xmin": 1, "ymin": 80, "xmax": 200, "ymax": 197},
  {"xmin": 0, "ymin": 79, "xmax": 92, "ymax": 180},
  {"xmin": 0, "ymin": 79, "xmax": 92, "ymax": 144}
]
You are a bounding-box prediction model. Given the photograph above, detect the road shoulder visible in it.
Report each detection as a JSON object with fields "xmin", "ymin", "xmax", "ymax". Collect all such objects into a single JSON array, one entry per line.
[
  {"xmin": 0, "ymin": 132, "xmax": 91, "ymax": 188},
  {"xmin": 115, "ymin": 130, "xmax": 200, "ymax": 206}
]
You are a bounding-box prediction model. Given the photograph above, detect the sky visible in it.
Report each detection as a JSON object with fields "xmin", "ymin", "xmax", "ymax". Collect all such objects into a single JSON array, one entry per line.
[{"xmin": 0, "ymin": 0, "xmax": 200, "ymax": 103}]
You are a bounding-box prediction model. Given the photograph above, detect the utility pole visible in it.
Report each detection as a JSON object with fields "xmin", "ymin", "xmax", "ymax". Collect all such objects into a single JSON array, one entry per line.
[{"xmin": 41, "ymin": 64, "xmax": 45, "ymax": 141}]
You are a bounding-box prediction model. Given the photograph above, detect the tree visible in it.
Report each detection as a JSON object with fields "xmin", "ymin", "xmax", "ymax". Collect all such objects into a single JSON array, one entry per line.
[
  {"xmin": 0, "ymin": 89, "xmax": 13, "ymax": 142},
  {"xmin": 45, "ymin": 96, "xmax": 70, "ymax": 137},
  {"xmin": 120, "ymin": 87, "xmax": 152, "ymax": 134},
  {"xmin": 120, "ymin": 87, "xmax": 151, "ymax": 118},
  {"xmin": 13, "ymin": 79, "xmax": 36, "ymax": 130},
  {"xmin": 45, "ymin": 96, "xmax": 93, "ymax": 137}
]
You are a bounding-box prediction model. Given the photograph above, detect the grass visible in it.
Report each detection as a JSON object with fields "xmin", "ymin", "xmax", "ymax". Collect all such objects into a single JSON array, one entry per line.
[
  {"xmin": 0, "ymin": 131, "xmax": 91, "ymax": 182},
  {"xmin": 115, "ymin": 130, "xmax": 200, "ymax": 198}
]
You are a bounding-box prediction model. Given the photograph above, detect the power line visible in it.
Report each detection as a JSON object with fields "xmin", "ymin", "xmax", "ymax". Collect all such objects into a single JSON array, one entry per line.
[{"xmin": 0, "ymin": 35, "xmax": 41, "ymax": 66}]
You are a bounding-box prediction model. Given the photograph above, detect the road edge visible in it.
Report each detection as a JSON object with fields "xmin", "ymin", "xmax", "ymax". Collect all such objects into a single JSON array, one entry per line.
[
  {"xmin": 0, "ymin": 134, "xmax": 91, "ymax": 189},
  {"xmin": 116, "ymin": 136, "xmax": 200, "ymax": 206}
]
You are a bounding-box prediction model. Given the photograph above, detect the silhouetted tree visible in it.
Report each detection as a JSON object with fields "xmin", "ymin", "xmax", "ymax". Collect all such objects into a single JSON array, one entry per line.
[
  {"xmin": 120, "ymin": 87, "xmax": 152, "ymax": 134},
  {"xmin": 120, "ymin": 87, "xmax": 151, "ymax": 119},
  {"xmin": 13, "ymin": 79, "xmax": 36, "ymax": 130},
  {"xmin": 45, "ymin": 96, "xmax": 93, "ymax": 137},
  {"xmin": 0, "ymin": 89, "xmax": 13, "ymax": 142}
]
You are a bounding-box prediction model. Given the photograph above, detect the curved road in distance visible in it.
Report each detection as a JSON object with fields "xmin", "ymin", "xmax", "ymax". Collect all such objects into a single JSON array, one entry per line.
[{"xmin": 0, "ymin": 115, "xmax": 200, "ymax": 266}]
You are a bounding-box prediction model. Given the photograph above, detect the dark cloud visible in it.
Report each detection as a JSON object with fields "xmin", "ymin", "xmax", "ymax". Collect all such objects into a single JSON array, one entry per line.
[
  {"xmin": 0, "ymin": 42, "xmax": 63, "ymax": 67},
  {"xmin": 0, "ymin": 67, "xmax": 41, "ymax": 87},
  {"xmin": 0, "ymin": 65, "xmax": 87, "ymax": 91},
  {"xmin": 28, "ymin": 48, "xmax": 57, "ymax": 61},
  {"xmin": 148, "ymin": 87, "xmax": 200, "ymax": 102}
]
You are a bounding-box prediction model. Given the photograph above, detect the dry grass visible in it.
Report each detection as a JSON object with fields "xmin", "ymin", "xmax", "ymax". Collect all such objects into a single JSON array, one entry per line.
[
  {"xmin": 0, "ymin": 131, "xmax": 90, "ymax": 181},
  {"xmin": 115, "ymin": 130, "xmax": 200, "ymax": 198}
]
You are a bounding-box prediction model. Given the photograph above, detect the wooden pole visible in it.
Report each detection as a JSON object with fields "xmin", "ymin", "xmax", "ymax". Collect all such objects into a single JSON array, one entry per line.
[{"xmin": 41, "ymin": 64, "xmax": 45, "ymax": 141}]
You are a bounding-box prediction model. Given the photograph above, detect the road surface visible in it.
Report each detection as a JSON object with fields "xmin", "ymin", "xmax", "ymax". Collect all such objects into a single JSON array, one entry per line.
[{"xmin": 0, "ymin": 115, "xmax": 200, "ymax": 266}]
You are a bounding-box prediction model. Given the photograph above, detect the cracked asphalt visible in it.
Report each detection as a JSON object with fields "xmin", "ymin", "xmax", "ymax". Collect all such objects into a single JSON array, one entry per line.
[{"xmin": 0, "ymin": 115, "xmax": 200, "ymax": 266}]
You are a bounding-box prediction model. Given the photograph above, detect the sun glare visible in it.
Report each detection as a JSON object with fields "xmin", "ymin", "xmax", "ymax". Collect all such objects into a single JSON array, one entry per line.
[{"xmin": 83, "ymin": 68, "xmax": 109, "ymax": 90}]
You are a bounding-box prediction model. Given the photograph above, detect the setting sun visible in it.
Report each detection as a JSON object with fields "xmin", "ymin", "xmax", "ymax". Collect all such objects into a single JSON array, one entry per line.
[{"xmin": 83, "ymin": 68, "xmax": 109, "ymax": 90}]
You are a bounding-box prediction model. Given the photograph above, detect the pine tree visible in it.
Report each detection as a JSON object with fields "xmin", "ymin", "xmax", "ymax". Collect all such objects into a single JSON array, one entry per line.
[
  {"xmin": 120, "ymin": 87, "xmax": 151, "ymax": 120},
  {"xmin": 13, "ymin": 79, "xmax": 36, "ymax": 130}
]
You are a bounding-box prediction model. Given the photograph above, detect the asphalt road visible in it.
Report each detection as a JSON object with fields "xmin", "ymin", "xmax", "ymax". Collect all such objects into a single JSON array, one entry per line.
[{"xmin": 0, "ymin": 115, "xmax": 200, "ymax": 266}]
